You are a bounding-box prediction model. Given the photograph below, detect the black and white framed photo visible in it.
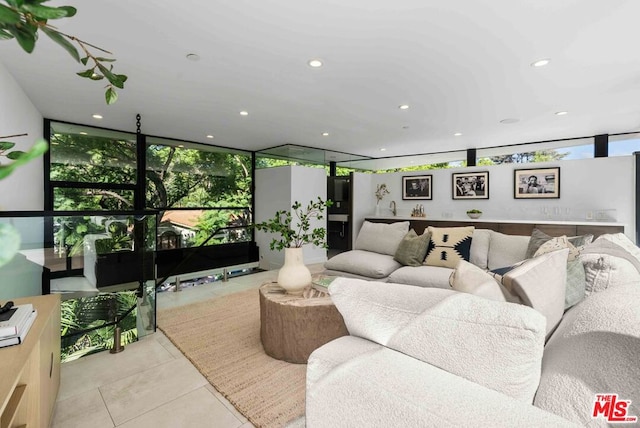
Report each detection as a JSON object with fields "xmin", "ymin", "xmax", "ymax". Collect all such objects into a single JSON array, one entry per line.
[
  {"xmin": 514, "ymin": 167, "xmax": 560, "ymax": 199},
  {"xmin": 402, "ymin": 175, "xmax": 432, "ymax": 200},
  {"xmin": 452, "ymin": 171, "xmax": 489, "ymax": 200}
]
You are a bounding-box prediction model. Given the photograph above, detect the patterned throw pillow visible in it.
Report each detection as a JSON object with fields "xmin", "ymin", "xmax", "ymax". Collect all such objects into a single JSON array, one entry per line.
[
  {"xmin": 394, "ymin": 229, "xmax": 431, "ymax": 266},
  {"xmin": 534, "ymin": 236, "xmax": 580, "ymax": 261},
  {"xmin": 424, "ymin": 226, "xmax": 474, "ymax": 269},
  {"xmin": 525, "ymin": 228, "xmax": 593, "ymax": 259}
]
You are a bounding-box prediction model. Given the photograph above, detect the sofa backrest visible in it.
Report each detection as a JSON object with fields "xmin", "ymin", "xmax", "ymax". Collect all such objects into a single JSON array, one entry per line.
[{"xmin": 487, "ymin": 230, "xmax": 531, "ymax": 270}]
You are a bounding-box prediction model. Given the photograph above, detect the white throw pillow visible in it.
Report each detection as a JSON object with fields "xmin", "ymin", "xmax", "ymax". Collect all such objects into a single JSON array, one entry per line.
[
  {"xmin": 324, "ymin": 250, "xmax": 401, "ymax": 279},
  {"xmin": 498, "ymin": 249, "xmax": 569, "ymax": 337},
  {"xmin": 449, "ymin": 260, "xmax": 519, "ymax": 303},
  {"xmin": 354, "ymin": 221, "xmax": 410, "ymax": 256}
]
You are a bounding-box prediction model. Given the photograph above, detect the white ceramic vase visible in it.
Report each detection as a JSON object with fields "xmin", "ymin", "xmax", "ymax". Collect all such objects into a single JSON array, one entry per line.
[{"xmin": 277, "ymin": 247, "xmax": 312, "ymax": 294}]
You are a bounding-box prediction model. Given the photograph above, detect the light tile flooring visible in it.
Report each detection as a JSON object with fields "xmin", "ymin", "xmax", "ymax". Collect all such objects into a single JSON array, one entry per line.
[{"xmin": 51, "ymin": 264, "xmax": 325, "ymax": 428}]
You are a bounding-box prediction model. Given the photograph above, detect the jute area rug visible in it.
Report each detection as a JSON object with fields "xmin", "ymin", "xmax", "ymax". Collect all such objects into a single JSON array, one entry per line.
[{"xmin": 157, "ymin": 289, "xmax": 306, "ymax": 428}]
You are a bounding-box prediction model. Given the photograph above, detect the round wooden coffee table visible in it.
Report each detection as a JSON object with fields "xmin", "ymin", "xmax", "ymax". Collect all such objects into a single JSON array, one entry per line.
[{"xmin": 259, "ymin": 282, "xmax": 348, "ymax": 364}]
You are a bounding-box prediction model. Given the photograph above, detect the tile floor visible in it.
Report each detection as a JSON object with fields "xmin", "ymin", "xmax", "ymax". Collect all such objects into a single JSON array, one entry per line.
[{"xmin": 51, "ymin": 264, "xmax": 325, "ymax": 428}]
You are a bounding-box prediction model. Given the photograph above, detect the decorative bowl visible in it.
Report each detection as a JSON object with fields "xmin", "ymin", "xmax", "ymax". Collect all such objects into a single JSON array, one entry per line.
[{"xmin": 467, "ymin": 212, "xmax": 482, "ymax": 219}]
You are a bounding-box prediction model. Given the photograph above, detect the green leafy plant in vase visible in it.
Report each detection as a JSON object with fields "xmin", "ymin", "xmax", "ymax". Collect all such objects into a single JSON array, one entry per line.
[{"xmin": 254, "ymin": 197, "xmax": 332, "ymax": 294}]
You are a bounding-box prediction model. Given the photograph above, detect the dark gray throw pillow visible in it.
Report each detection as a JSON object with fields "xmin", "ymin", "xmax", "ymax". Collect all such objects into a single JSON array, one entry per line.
[{"xmin": 394, "ymin": 229, "xmax": 431, "ymax": 266}]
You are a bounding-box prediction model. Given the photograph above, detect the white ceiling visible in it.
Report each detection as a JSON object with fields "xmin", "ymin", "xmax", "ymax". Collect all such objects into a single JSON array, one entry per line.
[{"xmin": 1, "ymin": 0, "xmax": 640, "ymax": 160}]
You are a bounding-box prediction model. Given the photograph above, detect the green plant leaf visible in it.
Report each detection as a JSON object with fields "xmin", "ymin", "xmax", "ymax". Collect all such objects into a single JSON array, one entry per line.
[
  {"xmin": 76, "ymin": 68, "xmax": 94, "ymax": 78},
  {"xmin": 58, "ymin": 6, "xmax": 76, "ymax": 17},
  {"xmin": 5, "ymin": 0, "xmax": 24, "ymax": 8},
  {"xmin": 105, "ymin": 87, "xmax": 118, "ymax": 104},
  {"xmin": 0, "ymin": 28, "xmax": 14, "ymax": 39},
  {"xmin": 80, "ymin": 56, "xmax": 89, "ymax": 65},
  {"xmin": 89, "ymin": 74, "xmax": 103, "ymax": 81},
  {"xmin": 95, "ymin": 57, "xmax": 116, "ymax": 62},
  {"xmin": 0, "ymin": 4, "xmax": 21, "ymax": 24},
  {"xmin": 0, "ymin": 139, "xmax": 48, "ymax": 179},
  {"xmin": 41, "ymin": 26, "xmax": 79, "ymax": 62},
  {"xmin": 8, "ymin": 24, "xmax": 36, "ymax": 53},
  {"xmin": 0, "ymin": 141, "xmax": 16, "ymax": 150},
  {"xmin": 6, "ymin": 150, "xmax": 25, "ymax": 159},
  {"xmin": 20, "ymin": 4, "xmax": 73, "ymax": 20}
]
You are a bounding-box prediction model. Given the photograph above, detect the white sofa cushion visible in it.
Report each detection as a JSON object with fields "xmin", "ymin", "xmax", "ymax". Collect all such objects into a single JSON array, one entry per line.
[
  {"xmin": 354, "ymin": 221, "xmax": 409, "ymax": 256},
  {"xmin": 579, "ymin": 233, "xmax": 640, "ymax": 295},
  {"xmin": 534, "ymin": 282, "xmax": 640, "ymax": 426},
  {"xmin": 494, "ymin": 249, "xmax": 569, "ymax": 337},
  {"xmin": 580, "ymin": 253, "xmax": 640, "ymax": 296},
  {"xmin": 306, "ymin": 346, "xmax": 577, "ymax": 428},
  {"xmin": 387, "ymin": 265, "xmax": 453, "ymax": 289},
  {"xmin": 306, "ymin": 336, "xmax": 382, "ymax": 390},
  {"xmin": 487, "ymin": 231, "xmax": 530, "ymax": 270},
  {"xmin": 324, "ymin": 250, "xmax": 401, "ymax": 279},
  {"xmin": 469, "ymin": 228, "xmax": 491, "ymax": 270},
  {"xmin": 450, "ymin": 260, "xmax": 519, "ymax": 302},
  {"xmin": 329, "ymin": 278, "xmax": 547, "ymax": 402}
]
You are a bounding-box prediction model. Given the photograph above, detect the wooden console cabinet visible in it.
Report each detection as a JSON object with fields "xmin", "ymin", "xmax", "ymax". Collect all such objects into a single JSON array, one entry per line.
[{"xmin": 0, "ymin": 294, "xmax": 61, "ymax": 428}]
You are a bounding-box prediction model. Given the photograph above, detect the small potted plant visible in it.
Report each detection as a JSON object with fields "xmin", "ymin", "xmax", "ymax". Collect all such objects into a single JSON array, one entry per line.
[
  {"xmin": 467, "ymin": 209, "xmax": 483, "ymax": 219},
  {"xmin": 254, "ymin": 197, "xmax": 333, "ymax": 294}
]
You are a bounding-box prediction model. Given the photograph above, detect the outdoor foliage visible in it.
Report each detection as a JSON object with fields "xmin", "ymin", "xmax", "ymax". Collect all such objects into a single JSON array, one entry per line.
[
  {"xmin": 254, "ymin": 198, "xmax": 332, "ymax": 250},
  {"xmin": 60, "ymin": 291, "xmax": 138, "ymax": 362}
]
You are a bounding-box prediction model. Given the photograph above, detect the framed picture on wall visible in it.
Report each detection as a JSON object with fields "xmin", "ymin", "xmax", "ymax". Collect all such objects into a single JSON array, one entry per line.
[
  {"xmin": 452, "ymin": 171, "xmax": 489, "ymax": 200},
  {"xmin": 402, "ymin": 175, "xmax": 432, "ymax": 200},
  {"xmin": 514, "ymin": 167, "xmax": 560, "ymax": 199}
]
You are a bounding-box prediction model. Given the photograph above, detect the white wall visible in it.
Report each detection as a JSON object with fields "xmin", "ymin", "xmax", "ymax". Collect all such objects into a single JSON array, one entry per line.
[
  {"xmin": 255, "ymin": 165, "xmax": 328, "ymax": 270},
  {"xmin": 0, "ymin": 60, "xmax": 44, "ymax": 211},
  {"xmin": 350, "ymin": 172, "xmax": 373, "ymax": 248},
  {"xmin": 353, "ymin": 156, "xmax": 635, "ymax": 241}
]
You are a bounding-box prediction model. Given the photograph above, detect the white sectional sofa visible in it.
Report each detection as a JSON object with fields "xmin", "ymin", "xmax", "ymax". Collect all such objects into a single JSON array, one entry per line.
[
  {"xmin": 308, "ymin": 223, "xmax": 640, "ymax": 426},
  {"xmin": 306, "ymin": 274, "xmax": 640, "ymax": 427}
]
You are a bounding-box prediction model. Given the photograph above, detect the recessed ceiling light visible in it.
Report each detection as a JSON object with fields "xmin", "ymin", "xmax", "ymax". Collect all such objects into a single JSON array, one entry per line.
[
  {"xmin": 321, "ymin": 132, "xmax": 329, "ymax": 136},
  {"xmin": 92, "ymin": 114, "xmax": 103, "ymax": 119},
  {"xmin": 79, "ymin": 132, "xmax": 88, "ymax": 135},
  {"xmin": 380, "ymin": 148, "xmax": 387, "ymax": 152},
  {"xmin": 499, "ymin": 118, "xmax": 519, "ymax": 124},
  {"xmin": 531, "ymin": 58, "xmax": 550, "ymax": 67},
  {"xmin": 454, "ymin": 132, "xmax": 462, "ymax": 136},
  {"xmin": 555, "ymin": 111, "xmax": 568, "ymax": 116},
  {"xmin": 186, "ymin": 53, "xmax": 200, "ymax": 61},
  {"xmin": 308, "ymin": 59, "xmax": 323, "ymax": 68},
  {"xmin": 240, "ymin": 111, "xmax": 249, "ymax": 116},
  {"xmin": 399, "ymin": 105, "xmax": 409, "ymax": 110},
  {"xmin": 206, "ymin": 135, "xmax": 214, "ymax": 139}
]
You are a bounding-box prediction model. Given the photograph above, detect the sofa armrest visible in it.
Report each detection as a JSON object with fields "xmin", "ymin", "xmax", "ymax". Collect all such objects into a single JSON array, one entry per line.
[{"xmin": 307, "ymin": 346, "xmax": 578, "ymax": 427}]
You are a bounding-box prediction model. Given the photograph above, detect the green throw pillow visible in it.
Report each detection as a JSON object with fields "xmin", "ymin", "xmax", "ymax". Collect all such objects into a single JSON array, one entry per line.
[{"xmin": 394, "ymin": 229, "xmax": 431, "ymax": 266}]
